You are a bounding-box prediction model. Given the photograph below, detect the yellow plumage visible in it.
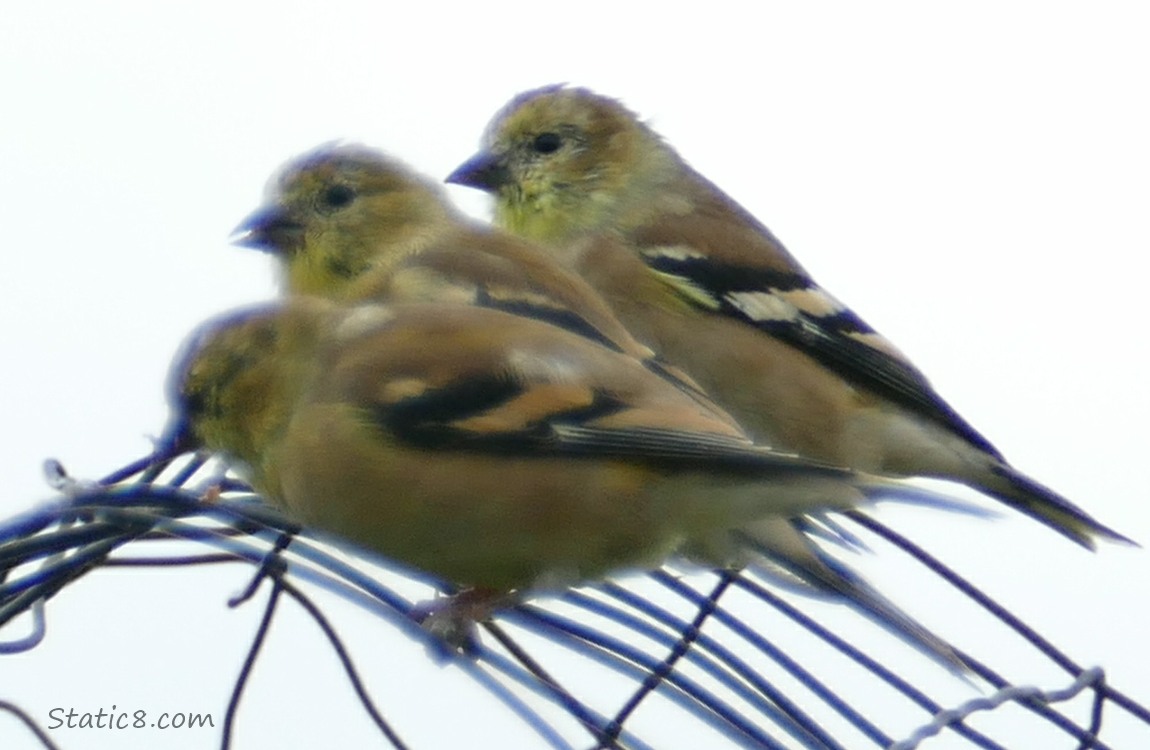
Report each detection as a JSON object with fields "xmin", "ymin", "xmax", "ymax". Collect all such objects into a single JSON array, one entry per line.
[
  {"xmin": 159, "ymin": 141, "xmax": 984, "ymax": 662},
  {"xmin": 164, "ymin": 297, "xmax": 965, "ymax": 664},
  {"xmin": 168, "ymin": 298, "xmax": 860, "ymax": 589},
  {"xmin": 449, "ymin": 85, "xmax": 1129, "ymax": 548}
]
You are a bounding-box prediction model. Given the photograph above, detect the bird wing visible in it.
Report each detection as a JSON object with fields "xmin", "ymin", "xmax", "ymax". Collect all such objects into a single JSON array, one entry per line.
[
  {"xmin": 330, "ymin": 303, "xmax": 845, "ymax": 478},
  {"xmin": 630, "ymin": 203, "xmax": 1001, "ymax": 457}
]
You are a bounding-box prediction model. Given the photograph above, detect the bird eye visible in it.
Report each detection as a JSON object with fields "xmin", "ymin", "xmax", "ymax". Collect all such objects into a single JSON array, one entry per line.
[
  {"xmin": 321, "ymin": 184, "xmax": 356, "ymax": 209},
  {"xmin": 531, "ymin": 132, "xmax": 563, "ymax": 154}
]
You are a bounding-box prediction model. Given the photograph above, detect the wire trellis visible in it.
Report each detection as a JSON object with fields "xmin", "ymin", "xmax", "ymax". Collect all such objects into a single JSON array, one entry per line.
[{"xmin": 2, "ymin": 451, "xmax": 1147, "ymax": 749}]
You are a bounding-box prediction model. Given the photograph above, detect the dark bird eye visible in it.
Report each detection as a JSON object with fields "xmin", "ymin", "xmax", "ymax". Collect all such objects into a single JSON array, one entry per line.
[
  {"xmin": 321, "ymin": 184, "xmax": 356, "ymax": 209},
  {"xmin": 531, "ymin": 132, "xmax": 563, "ymax": 154}
]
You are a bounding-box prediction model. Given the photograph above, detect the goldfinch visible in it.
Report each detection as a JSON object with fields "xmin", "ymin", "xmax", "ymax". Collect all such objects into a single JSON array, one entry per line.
[
  {"xmin": 232, "ymin": 142, "xmax": 675, "ymax": 379},
  {"xmin": 163, "ymin": 298, "xmax": 965, "ymax": 664},
  {"xmin": 448, "ymin": 85, "xmax": 1129, "ymax": 549}
]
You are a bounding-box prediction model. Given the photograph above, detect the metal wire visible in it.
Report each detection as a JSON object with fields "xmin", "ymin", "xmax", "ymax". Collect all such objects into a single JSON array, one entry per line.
[{"xmin": 1, "ymin": 453, "xmax": 1147, "ymax": 749}]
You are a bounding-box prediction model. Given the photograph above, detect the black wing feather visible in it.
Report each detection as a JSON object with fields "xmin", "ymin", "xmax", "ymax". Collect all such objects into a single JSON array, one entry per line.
[{"xmin": 644, "ymin": 253, "xmax": 1001, "ymax": 457}]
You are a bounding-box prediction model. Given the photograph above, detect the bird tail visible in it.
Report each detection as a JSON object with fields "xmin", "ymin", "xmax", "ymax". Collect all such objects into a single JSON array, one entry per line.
[
  {"xmin": 857, "ymin": 466, "xmax": 1134, "ymax": 550},
  {"xmin": 982, "ymin": 465, "xmax": 1134, "ymax": 549},
  {"xmin": 728, "ymin": 518, "xmax": 969, "ymax": 673}
]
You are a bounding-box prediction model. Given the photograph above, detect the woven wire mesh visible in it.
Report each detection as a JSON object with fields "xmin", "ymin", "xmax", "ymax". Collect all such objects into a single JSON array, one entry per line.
[{"xmin": 2, "ymin": 453, "xmax": 1148, "ymax": 750}]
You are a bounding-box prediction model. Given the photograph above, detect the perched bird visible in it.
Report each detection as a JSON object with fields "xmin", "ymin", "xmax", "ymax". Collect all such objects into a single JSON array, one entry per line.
[
  {"xmin": 231, "ymin": 142, "xmax": 675, "ymax": 380},
  {"xmin": 163, "ymin": 297, "xmax": 967, "ymax": 665},
  {"xmin": 448, "ymin": 84, "xmax": 1129, "ymax": 549}
]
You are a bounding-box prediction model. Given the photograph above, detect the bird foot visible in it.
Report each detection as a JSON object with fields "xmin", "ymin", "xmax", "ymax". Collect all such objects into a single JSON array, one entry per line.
[{"xmin": 411, "ymin": 587, "xmax": 512, "ymax": 654}]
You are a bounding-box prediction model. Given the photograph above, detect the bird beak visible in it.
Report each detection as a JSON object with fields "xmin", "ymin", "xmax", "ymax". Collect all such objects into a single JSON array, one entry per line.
[
  {"xmin": 446, "ymin": 151, "xmax": 511, "ymax": 192},
  {"xmin": 230, "ymin": 205, "xmax": 303, "ymax": 255}
]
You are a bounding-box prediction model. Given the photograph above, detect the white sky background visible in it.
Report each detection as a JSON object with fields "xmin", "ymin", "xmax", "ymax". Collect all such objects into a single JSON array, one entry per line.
[{"xmin": 1, "ymin": 2, "xmax": 1148, "ymax": 748}]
